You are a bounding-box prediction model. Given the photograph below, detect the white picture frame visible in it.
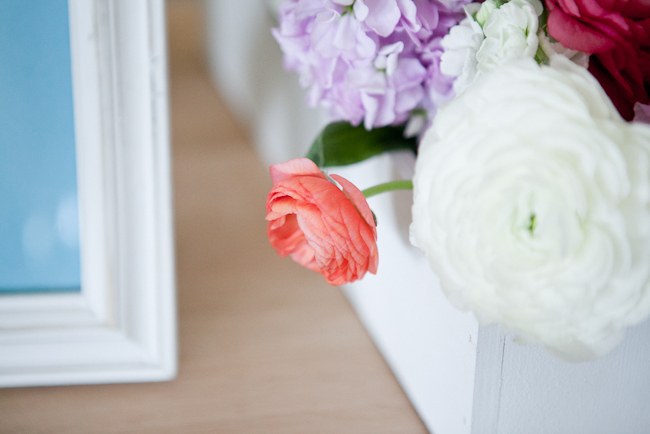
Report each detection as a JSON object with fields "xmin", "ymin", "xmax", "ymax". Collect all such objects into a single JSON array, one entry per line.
[{"xmin": 0, "ymin": 0, "xmax": 176, "ymax": 387}]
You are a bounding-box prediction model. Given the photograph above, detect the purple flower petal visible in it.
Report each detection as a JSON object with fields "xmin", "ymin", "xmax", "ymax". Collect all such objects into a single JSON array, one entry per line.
[
  {"xmin": 273, "ymin": 0, "xmax": 471, "ymax": 130},
  {"xmin": 357, "ymin": 0, "xmax": 401, "ymax": 36}
]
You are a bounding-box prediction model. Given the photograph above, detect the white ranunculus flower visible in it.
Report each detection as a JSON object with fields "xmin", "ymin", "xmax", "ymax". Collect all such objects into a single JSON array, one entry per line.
[{"xmin": 410, "ymin": 56, "xmax": 650, "ymax": 360}]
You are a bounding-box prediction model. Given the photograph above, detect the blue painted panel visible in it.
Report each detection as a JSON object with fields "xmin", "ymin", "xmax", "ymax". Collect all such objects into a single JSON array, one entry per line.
[{"xmin": 0, "ymin": 0, "xmax": 80, "ymax": 292}]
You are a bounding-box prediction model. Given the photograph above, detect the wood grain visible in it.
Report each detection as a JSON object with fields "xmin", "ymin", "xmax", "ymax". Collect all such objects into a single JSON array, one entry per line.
[{"xmin": 0, "ymin": 2, "xmax": 426, "ymax": 432}]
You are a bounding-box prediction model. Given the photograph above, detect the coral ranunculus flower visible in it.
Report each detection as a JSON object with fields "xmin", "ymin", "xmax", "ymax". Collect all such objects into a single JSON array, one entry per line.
[
  {"xmin": 265, "ymin": 158, "xmax": 378, "ymax": 285},
  {"xmin": 546, "ymin": 0, "xmax": 650, "ymax": 121}
]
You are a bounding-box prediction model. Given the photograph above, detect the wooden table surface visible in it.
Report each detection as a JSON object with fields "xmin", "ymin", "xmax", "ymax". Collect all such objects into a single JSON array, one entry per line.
[{"xmin": 0, "ymin": 2, "xmax": 427, "ymax": 433}]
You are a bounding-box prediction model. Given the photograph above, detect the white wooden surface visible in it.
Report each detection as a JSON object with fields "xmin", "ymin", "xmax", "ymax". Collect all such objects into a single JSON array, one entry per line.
[
  {"xmin": 0, "ymin": 0, "xmax": 176, "ymax": 387},
  {"xmin": 472, "ymin": 322, "xmax": 650, "ymax": 434}
]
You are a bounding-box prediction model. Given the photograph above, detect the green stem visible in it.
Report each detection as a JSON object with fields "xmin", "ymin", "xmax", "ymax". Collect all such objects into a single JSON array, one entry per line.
[{"xmin": 362, "ymin": 180, "xmax": 413, "ymax": 198}]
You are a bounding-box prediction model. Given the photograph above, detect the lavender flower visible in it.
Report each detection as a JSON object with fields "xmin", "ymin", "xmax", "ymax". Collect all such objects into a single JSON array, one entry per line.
[{"xmin": 273, "ymin": 0, "xmax": 469, "ymax": 130}]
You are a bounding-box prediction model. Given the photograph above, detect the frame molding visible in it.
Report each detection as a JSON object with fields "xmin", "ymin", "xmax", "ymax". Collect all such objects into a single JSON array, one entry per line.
[{"xmin": 0, "ymin": 0, "xmax": 176, "ymax": 387}]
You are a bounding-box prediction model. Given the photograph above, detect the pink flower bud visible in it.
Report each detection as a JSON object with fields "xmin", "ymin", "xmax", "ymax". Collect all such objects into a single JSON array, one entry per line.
[{"xmin": 266, "ymin": 158, "xmax": 378, "ymax": 285}]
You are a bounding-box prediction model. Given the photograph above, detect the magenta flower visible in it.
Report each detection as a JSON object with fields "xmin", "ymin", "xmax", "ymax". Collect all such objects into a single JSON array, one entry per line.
[{"xmin": 546, "ymin": 0, "xmax": 650, "ymax": 121}]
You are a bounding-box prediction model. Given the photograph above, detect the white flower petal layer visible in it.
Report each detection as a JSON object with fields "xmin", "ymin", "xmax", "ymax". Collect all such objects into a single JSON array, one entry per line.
[{"xmin": 410, "ymin": 56, "xmax": 650, "ymax": 360}]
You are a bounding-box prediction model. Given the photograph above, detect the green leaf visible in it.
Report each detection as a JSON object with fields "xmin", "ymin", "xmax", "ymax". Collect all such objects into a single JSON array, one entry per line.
[{"xmin": 306, "ymin": 121, "xmax": 417, "ymax": 168}]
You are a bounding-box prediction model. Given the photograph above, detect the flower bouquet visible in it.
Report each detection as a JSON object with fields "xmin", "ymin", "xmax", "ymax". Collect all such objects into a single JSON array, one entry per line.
[{"xmin": 265, "ymin": 0, "xmax": 650, "ymax": 360}]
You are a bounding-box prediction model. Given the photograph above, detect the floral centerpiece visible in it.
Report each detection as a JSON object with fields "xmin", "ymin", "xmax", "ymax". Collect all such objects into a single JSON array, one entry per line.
[{"xmin": 265, "ymin": 0, "xmax": 650, "ymax": 360}]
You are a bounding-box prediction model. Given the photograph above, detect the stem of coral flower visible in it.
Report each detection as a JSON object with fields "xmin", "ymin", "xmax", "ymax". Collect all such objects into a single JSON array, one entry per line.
[{"xmin": 362, "ymin": 180, "xmax": 413, "ymax": 198}]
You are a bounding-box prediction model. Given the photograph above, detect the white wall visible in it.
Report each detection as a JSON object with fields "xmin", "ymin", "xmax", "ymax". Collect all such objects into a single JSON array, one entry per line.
[{"xmin": 203, "ymin": 0, "xmax": 326, "ymax": 164}]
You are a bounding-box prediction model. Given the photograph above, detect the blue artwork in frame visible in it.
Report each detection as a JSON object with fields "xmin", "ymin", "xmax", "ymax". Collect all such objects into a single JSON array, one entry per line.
[{"xmin": 0, "ymin": 0, "xmax": 81, "ymax": 293}]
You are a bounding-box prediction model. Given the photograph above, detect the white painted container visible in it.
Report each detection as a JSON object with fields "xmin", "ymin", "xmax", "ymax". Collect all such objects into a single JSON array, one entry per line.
[{"xmin": 204, "ymin": 2, "xmax": 650, "ymax": 432}]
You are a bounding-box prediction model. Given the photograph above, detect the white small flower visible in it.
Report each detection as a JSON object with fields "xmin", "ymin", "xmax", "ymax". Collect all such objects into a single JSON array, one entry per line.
[
  {"xmin": 441, "ymin": 0, "xmax": 543, "ymax": 94},
  {"xmin": 474, "ymin": 0, "xmax": 497, "ymax": 26},
  {"xmin": 411, "ymin": 56, "xmax": 650, "ymax": 360},
  {"xmin": 440, "ymin": 4, "xmax": 484, "ymax": 94},
  {"xmin": 475, "ymin": 0, "xmax": 543, "ymax": 73}
]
